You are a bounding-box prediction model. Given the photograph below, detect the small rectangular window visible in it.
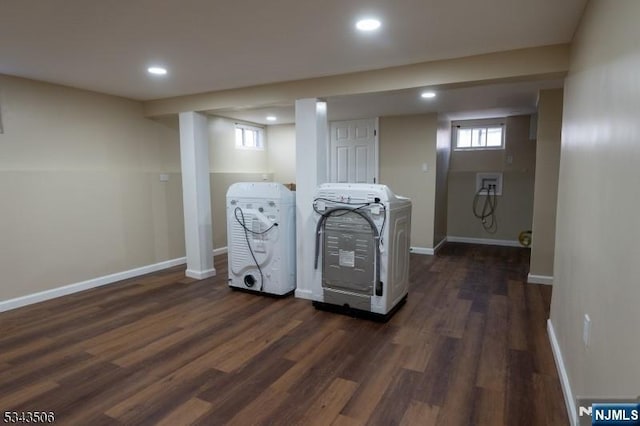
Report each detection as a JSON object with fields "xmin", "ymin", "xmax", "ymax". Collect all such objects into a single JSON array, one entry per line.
[
  {"xmin": 452, "ymin": 120, "xmax": 505, "ymax": 150},
  {"xmin": 235, "ymin": 124, "xmax": 264, "ymax": 150}
]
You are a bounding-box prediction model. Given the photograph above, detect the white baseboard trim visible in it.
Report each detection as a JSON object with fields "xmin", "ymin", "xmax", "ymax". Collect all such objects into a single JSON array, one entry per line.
[
  {"xmin": 186, "ymin": 268, "xmax": 217, "ymax": 280},
  {"xmin": 1, "ymin": 247, "xmax": 230, "ymax": 313},
  {"xmin": 547, "ymin": 319, "xmax": 577, "ymax": 426},
  {"xmin": 410, "ymin": 238, "xmax": 447, "ymax": 255},
  {"xmin": 185, "ymin": 246, "xmax": 226, "ymax": 279},
  {"xmin": 294, "ymin": 288, "xmax": 313, "ymax": 300},
  {"xmin": 410, "ymin": 246, "xmax": 434, "ymax": 255},
  {"xmin": 446, "ymin": 236, "xmax": 523, "ymax": 248},
  {"xmin": 213, "ymin": 246, "xmax": 228, "ymax": 256},
  {"xmin": 0, "ymin": 257, "xmax": 187, "ymax": 313},
  {"xmin": 433, "ymin": 237, "xmax": 447, "ymax": 254},
  {"xmin": 527, "ymin": 274, "xmax": 553, "ymax": 285}
]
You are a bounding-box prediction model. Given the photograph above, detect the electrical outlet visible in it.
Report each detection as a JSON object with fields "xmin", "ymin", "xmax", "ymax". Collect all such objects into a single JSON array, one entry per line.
[{"xmin": 583, "ymin": 314, "xmax": 591, "ymax": 348}]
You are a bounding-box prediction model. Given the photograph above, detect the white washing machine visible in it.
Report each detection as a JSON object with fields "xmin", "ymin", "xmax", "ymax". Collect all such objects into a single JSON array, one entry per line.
[
  {"xmin": 312, "ymin": 183, "xmax": 412, "ymax": 320},
  {"xmin": 226, "ymin": 182, "xmax": 296, "ymax": 296}
]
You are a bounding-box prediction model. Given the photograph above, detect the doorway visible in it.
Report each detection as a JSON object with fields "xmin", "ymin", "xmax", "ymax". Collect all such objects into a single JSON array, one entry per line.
[{"xmin": 329, "ymin": 118, "xmax": 378, "ymax": 183}]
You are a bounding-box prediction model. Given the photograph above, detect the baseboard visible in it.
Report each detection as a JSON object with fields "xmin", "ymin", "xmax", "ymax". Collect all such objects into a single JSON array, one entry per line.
[
  {"xmin": 184, "ymin": 246, "xmax": 226, "ymax": 278},
  {"xmin": 1, "ymin": 247, "xmax": 230, "ymax": 313},
  {"xmin": 410, "ymin": 246, "xmax": 434, "ymax": 255},
  {"xmin": 548, "ymin": 319, "xmax": 577, "ymax": 426},
  {"xmin": 446, "ymin": 236, "xmax": 523, "ymax": 248},
  {"xmin": 213, "ymin": 246, "xmax": 228, "ymax": 256},
  {"xmin": 0, "ymin": 257, "xmax": 187, "ymax": 313},
  {"xmin": 294, "ymin": 288, "xmax": 313, "ymax": 300},
  {"xmin": 433, "ymin": 237, "xmax": 447, "ymax": 254},
  {"xmin": 186, "ymin": 268, "xmax": 216, "ymax": 280},
  {"xmin": 527, "ymin": 273, "xmax": 553, "ymax": 285}
]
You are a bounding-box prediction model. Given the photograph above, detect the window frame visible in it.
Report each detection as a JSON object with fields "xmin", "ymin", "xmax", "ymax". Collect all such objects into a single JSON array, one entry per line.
[
  {"xmin": 451, "ymin": 118, "xmax": 506, "ymax": 151},
  {"xmin": 234, "ymin": 123, "xmax": 265, "ymax": 151}
]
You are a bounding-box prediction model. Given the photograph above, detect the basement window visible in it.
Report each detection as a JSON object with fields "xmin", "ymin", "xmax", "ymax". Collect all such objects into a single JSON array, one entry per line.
[
  {"xmin": 453, "ymin": 119, "xmax": 505, "ymax": 150},
  {"xmin": 235, "ymin": 124, "xmax": 264, "ymax": 150}
]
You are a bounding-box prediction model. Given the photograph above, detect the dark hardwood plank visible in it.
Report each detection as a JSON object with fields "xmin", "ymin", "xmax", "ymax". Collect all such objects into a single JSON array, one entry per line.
[
  {"xmin": 400, "ymin": 400, "xmax": 440, "ymax": 426},
  {"xmin": 302, "ymin": 377, "xmax": 359, "ymax": 426},
  {"xmin": 366, "ymin": 367, "xmax": 424, "ymax": 426},
  {"xmin": 435, "ymin": 312, "xmax": 485, "ymax": 425},
  {"xmin": 339, "ymin": 343, "xmax": 408, "ymax": 423},
  {"xmin": 505, "ymin": 349, "xmax": 538, "ymax": 426},
  {"xmin": 0, "ymin": 243, "xmax": 568, "ymax": 425},
  {"xmin": 156, "ymin": 397, "xmax": 212, "ymax": 426},
  {"xmin": 476, "ymin": 295, "xmax": 509, "ymax": 391},
  {"xmin": 194, "ymin": 357, "xmax": 295, "ymax": 425},
  {"xmin": 414, "ymin": 335, "xmax": 461, "ymax": 406},
  {"xmin": 472, "ymin": 387, "xmax": 506, "ymax": 426}
]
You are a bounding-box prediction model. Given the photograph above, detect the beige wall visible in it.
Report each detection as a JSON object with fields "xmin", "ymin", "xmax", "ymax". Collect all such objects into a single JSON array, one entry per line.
[
  {"xmin": 207, "ymin": 115, "xmax": 273, "ymax": 248},
  {"xmin": 529, "ymin": 89, "xmax": 563, "ymax": 278},
  {"xmin": 266, "ymin": 124, "xmax": 296, "ymax": 184},
  {"xmin": 447, "ymin": 115, "xmax": 536, "ymax": 241},
  {"xmin": 434, "ymin": 117, "xmax": 451, "ymax": 246},
  {"xmin": 0, "ymin": 74, "xmax": 183, "ymax": 301},
  {"xmin": 208, "ymin": 116, "xmax": 268, "ymax": 173},
  {"xmin": 379, "ymin": 114, "xmax": 438, "ymax": 249},
  {"xmin": 210, "ymin": 172, "xmax": 274, "ymax": 249},
  {"xmin": 550, "ymin": 0, "xmax": 640, "ymax": 410},
  {"xmin": 144, "ymin": 45, "xmax": 570, "ymax": 117}
]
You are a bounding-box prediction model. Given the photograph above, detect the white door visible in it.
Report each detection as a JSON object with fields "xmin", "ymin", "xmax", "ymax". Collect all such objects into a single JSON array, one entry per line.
[{"xmin": 329, "ymin": 118, "xmax": 378, "ymax": 183}]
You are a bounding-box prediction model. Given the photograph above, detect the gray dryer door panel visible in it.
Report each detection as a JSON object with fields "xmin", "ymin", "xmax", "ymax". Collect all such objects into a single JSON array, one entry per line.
[{"xmin": 322, "ymin": 212, "xmax": 375, "ymax": 295}]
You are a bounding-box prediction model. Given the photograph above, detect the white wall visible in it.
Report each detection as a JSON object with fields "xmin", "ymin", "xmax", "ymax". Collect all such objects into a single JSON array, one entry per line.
[
  {"xmin": 550, "ymin": 0, "xmax": 640, "ymax": 415},
  {"xmin": 0, "ymin": 74, "xmax": 183, "ymax": 301}
]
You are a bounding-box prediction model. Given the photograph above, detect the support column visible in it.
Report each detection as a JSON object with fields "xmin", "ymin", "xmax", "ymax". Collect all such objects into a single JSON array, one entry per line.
[
  {"xmin": 179, "ymin": 111, "xmax": 216, "ymax": 280},
  {"xmin": 528, "ymin": 89, "xmax": 563, "ymax": 284},
  {"xmin": 294, "ymin": 99, "xmax": 328, "ymax": 299}
]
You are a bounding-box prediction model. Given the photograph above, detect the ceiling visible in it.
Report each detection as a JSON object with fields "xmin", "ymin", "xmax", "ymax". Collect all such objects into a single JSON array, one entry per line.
[
  {"xmin": 210, "ymin": 78, "xmax": 565, "ymax": 125},
  {"xmin": 0, "ymin": 0, "xmax": 586, "ymax": 101}
]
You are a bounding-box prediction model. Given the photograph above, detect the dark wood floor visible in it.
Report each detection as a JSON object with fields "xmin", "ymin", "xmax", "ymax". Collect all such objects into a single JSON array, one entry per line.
[{"xmin": 0, "ymin": 243, "xmax": 568, "ymax": 425}]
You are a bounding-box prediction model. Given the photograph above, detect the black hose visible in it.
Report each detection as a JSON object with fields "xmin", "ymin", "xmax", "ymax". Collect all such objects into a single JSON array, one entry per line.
[
  {"xmin": 472, "ymin": 186, "xmax": 498, "ymax": 234},
  {"xmin": 312, "ymin": 199, "xmax": 386, "ymax": 246},
  {"xmin": 313, "ymin": 206, "xmax": 381, "ymax": 293},
  {"xmin": 233, "ymin": 206, "xmax": 278, "ymax": 291}
]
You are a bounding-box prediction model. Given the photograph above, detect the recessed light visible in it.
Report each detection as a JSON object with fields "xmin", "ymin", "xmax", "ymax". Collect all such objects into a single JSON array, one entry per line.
[
  {"xmin": 421, "ymin": 91, "xmax": 436, "ymax": 99},
  {"xmin": 266, "ymin": 116, "xmax": 277, "ymax": 122},
  {"xmin": 147, "ymin": 66, "xmax": 167, "ymax": 76},
  {"xmin": 356, "ymin": 18, "xmax": 381, "ymax": 32}
]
